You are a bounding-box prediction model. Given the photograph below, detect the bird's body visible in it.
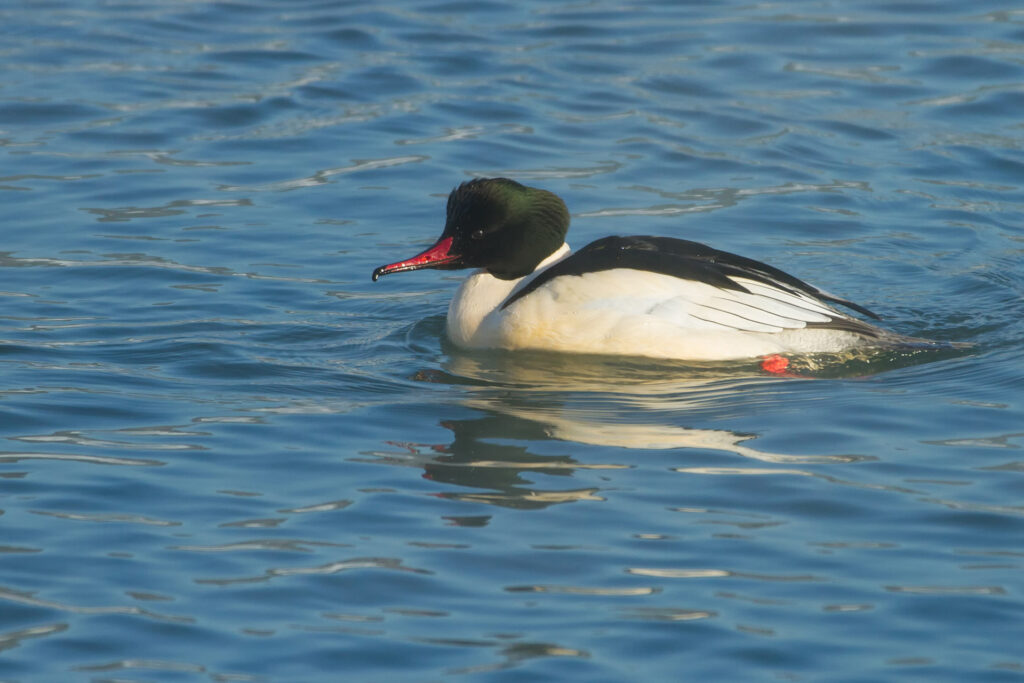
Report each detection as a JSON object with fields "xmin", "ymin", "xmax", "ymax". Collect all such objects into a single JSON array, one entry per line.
[{"xmin": 373, "ymin": 178, "xmax": 926, "ymax": 361}]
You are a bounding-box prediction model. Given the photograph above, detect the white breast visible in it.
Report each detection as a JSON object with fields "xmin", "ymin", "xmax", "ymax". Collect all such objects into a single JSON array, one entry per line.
[{"xmin": 446, "ymin": 244, "xmax": 571, "ymax": 349}]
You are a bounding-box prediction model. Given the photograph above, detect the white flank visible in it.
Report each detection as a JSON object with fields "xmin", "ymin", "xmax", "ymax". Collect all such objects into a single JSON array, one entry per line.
[{"xmin": 445, "ymin": 244, "xmax": 877, "ymax": 360}]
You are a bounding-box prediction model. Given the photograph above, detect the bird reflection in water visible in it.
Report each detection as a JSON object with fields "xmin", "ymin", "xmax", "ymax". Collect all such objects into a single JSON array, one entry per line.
[{"xmin": 368, "ymin": 349, "xmax": 869, "ymax": 514}]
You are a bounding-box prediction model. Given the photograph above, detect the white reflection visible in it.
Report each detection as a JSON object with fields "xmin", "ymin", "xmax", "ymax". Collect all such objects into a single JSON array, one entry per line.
[{"xmin": 441, "ymin": 351, "xmax": 864, "ymax": 464}]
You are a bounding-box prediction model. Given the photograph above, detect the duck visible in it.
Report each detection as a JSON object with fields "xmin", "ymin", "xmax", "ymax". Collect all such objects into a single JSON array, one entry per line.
[{"xmin": 372, "ymin": 177, "xmax": 925, "ymax": 361}]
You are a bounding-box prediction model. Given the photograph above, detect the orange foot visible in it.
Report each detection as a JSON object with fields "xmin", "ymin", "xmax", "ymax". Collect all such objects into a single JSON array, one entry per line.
[{"xmin": 760, "ymin": 354, "xmax": 790, "ymax": 374}]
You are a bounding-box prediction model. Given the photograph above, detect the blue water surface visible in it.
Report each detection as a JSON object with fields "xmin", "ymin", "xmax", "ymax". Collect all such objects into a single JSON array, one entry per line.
[{"xmin": 1, "ymin": 1, "xmax": 1023, "ymax": 681}]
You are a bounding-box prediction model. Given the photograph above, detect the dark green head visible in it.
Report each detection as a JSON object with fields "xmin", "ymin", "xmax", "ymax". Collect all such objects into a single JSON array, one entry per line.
[{"xmin": 372, "ymin": 178, "xmax": 570, "ymax": 281}]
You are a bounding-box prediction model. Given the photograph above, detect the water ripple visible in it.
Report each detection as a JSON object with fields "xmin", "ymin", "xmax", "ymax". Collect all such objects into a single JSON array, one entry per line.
[
  {"xmin": 0, "ymin": 587, "xmax": 192, "ymax": 624},
  {"xmin": 218, "ymin": 154, "xmax": 429, "ymax": 191},
  {"xmin": 1, "ymin": 1, "xmax": 1022, "ymax": 681},
  {"xmin": 0, "ymin": 451, "xmax": 164, "ymax": 467}
]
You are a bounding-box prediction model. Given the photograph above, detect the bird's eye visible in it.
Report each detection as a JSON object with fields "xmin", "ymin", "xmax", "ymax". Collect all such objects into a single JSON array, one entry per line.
[{"xmin": 471, "ymin": 229, "xmax": 485, "ymax": 240}]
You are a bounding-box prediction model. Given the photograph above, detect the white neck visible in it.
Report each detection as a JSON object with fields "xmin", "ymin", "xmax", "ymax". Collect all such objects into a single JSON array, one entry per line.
[{"xmin": 446, "ymin": 243, "xmax": 571, "ymax": 348}]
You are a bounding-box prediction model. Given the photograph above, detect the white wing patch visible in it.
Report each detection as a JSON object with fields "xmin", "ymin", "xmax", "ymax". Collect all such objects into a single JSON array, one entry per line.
[
  {"xmin": 611, "ymin": 271, "xmax": 848, "ymax": 335},
  {"xmin": 730, "ymin": 278, "xmax": 838, "ymax": 318}
]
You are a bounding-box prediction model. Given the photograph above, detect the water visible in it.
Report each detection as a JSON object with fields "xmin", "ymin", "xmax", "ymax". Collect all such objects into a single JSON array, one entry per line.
[{"xmin": 1, "ymin": 1, "xmax": 1022, "ymax": 680}]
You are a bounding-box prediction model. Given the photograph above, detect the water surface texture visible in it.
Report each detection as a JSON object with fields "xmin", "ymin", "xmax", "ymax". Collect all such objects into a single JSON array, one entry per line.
[{"xmin": 2, "ymin": 1, "xmax": 1023, "ymax": 681}]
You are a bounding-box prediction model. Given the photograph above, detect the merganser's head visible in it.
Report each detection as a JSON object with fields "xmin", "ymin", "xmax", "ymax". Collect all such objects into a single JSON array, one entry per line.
[{"xmin": 372, "ymin": 177, "xmax": 569, "ymax": 282}]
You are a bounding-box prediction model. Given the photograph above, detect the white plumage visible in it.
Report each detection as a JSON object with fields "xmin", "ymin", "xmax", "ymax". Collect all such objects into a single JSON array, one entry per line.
[{"xmin": 446, "ymin": 243, "xmax": 870, "ymax": 360}]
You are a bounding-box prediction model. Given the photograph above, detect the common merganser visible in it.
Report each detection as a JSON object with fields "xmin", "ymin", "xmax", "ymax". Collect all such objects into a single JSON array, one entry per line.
[{"xmin": 372, "ymin": 177, "xmax": 922, "ymax": 361}]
